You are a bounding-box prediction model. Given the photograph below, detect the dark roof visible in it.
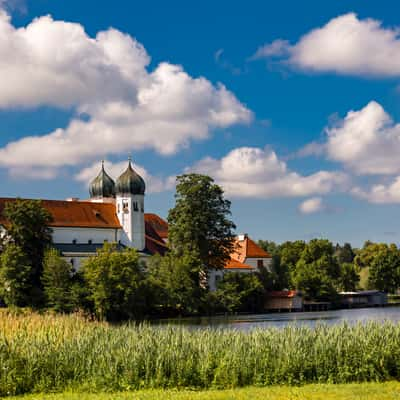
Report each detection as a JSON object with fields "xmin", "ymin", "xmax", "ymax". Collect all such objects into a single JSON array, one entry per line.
[
  {"xmin": 53, "ymin": 243, "xmax": 126, "ymax": 254},
  {"xmin": 116, "ymin": 160, "xmax": 145, "ymax": 196},
  {"xmin": 89, "ymin": 162, "xmax": 116, "ymax": 199}
]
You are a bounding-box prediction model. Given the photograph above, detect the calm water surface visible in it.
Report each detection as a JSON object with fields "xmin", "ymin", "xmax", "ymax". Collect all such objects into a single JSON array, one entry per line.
[{"xmin": 154, "ymin": 306, "xmax": 400, "ymax": 331}]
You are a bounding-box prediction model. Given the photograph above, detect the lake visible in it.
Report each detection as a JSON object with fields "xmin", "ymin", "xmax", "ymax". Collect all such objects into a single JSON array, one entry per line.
[{"xmin": 154, "ymin": 306, "xmax": 400, "ymax": 331}]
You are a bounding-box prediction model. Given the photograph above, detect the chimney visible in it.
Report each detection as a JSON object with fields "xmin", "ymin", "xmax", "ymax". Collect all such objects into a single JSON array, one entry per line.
[{"xmin": 238, "ymin": 233, "xmax": 248, "ymax": 241}]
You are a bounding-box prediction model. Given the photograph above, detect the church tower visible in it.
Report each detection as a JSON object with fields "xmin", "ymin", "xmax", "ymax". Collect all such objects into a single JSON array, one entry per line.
[{"xmin": 115, "ymin": 158, "xmax": 146, "ymax": 250}]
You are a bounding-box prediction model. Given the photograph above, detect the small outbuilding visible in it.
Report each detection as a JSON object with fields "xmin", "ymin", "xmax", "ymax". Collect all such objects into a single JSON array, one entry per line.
[
  {"xmin": 339, "ymin": 290, "xmax": 388, "ymax": 308},
  {"xmin": 264, "ymin": 290, "xmax": 303, "ymax": 312}
]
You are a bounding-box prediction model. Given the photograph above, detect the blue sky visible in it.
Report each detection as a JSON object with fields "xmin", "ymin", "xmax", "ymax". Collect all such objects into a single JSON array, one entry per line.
[{"xmin": 1, "ymin": 0, "xmax": 400, "ymax": 246}]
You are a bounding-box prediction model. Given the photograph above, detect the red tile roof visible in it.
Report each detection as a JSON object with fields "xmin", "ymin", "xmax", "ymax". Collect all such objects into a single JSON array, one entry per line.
[
  {"xmin": 144, "ymin": 213, "xmax": 168, "ymax": 239},
  {"xmin": 232, "ymin": 236, "xmax": 271, "ymax": 263},
  {"xmin": 224, "ymin": 258, "xmax": 254, "ymax": 270},
  {"xmin": 0, "ymin": 198, "xmax": 121, "ymax": 229}
]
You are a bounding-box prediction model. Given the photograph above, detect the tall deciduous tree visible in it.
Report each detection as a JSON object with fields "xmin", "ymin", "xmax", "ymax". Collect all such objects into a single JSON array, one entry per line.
[
  {"xmin": 2, "ymin": 199, "xmax": 53, "ymax": 289},
  {"xmin": 0, "ymin": 244, "xmax": 32, "ymax": 307},
  {"xmin": 147, "ymin": 251, "xmax": 204, "ymax": 315},
  {"xmin": 42, "ymin": 248, "xmax": 73, "ymax": 312},
  {"xmin": 367, "ymin": 244, "xmax": 400, "ymax": 293},
  {"xmin": 82, "ymin": 243, "xmax": 146, "ymax": 321},
  {"xmin": 292, "ymin": 239, "xmax": 340, "ymax": 301},
  {"xmin": 168, "ymin": 174, "xmax": 236, "ymax": 271}
]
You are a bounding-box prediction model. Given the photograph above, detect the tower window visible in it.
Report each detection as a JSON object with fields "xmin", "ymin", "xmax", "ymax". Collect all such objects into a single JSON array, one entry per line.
[
  {"xmin": 72, "ymin": 239, "xmax": 77, "ymax": 244},
  {"xmin": 133, "ymin": 202, "xmax": 138, "ymax": 211},
  {"xmin": 88, "ymin": 239, "xmax": 92, "ymax": 245},
  {"xmin": 123, "ymin": 201, "xmax": 129, "ymax": 212}
]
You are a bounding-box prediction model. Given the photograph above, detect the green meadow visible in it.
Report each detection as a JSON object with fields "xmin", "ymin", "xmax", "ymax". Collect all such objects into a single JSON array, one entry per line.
[
  {"xmin": 4, "ymin": 383, "xmax": 400, "ymax": 400},
  {"xmin": 1, "ymin": 311, "xmax": 400, "ymax": 397}
]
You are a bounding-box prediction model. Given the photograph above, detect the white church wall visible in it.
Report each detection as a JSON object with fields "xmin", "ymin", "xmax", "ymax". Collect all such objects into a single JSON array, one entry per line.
[
  {"xmin": 244, "ymin": 257, "xmax": 272, "ymax": 271},
  {"xmin": 52, "ymin": 227, "xmax": 119, "ymax": 244}
]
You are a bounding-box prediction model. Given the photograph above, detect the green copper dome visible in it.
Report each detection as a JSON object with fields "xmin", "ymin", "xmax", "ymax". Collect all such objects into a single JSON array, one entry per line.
[
  {"xmin": 116, "ymin": 159, "xmax": 146, "ymax": 196},
  {"xmin": 89, "ymin": 161, "xmax": 116, "ymax": 198}
]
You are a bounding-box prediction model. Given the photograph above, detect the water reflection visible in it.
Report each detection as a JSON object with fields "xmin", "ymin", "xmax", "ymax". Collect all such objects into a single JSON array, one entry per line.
[{"xmin": 153, "ymin": 306, "xmax": 400, "ymax": 331}]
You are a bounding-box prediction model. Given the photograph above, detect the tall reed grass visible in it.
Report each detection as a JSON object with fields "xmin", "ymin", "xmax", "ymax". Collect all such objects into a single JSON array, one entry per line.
[{"xmin": 1, "ymin": 311, "xmax": 400, "ymax": 396}]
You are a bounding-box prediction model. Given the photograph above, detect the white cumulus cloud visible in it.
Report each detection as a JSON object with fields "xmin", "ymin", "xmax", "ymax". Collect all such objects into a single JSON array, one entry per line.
[
  {"xmin": 298, "ymin": 197, "xmax": 325, "ymax": 214},
  {"xmin": 325, "ymin": 101, "xmax": 400, "ymax": 175},
  {"xmin": 253, "ymin": 13, "xmax": 400, "ymax": 77},
  {"xmin": 352, "ymin": 177, "xmax": 400, "ymax": 204},
  {"xmin": 0, "ymin": 10, "xmax": 252, "ymax": 172},
  {"xmin": 189, "ymin": 147, "xmax": 349, "ymax": 198}
]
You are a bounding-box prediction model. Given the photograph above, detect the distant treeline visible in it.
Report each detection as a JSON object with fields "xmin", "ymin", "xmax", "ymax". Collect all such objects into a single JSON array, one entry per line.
[{"xmin": 258, "ymin": 239, "xmax": 400, "ymax": 299}]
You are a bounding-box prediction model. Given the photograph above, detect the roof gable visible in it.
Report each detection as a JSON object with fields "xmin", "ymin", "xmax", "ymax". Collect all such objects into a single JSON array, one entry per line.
[{"xmin": 232, "ymin": 236, "xmax": 271, "ymax": 262}]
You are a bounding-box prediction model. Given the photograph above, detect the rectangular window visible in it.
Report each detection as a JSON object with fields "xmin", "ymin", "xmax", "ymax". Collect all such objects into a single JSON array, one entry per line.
[{"xmin": 257, "ymin": 260, "xmax": 264, "ymax": 268}]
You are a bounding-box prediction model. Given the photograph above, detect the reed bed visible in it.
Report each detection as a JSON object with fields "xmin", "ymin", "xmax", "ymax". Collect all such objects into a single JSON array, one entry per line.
[{"xmin": 1, "ymin": 311, "xmax": 400, "ymax": 396}]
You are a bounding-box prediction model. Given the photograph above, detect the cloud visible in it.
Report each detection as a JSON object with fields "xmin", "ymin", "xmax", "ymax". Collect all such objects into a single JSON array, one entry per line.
[
  {"xmin": 253, "ymin": 13, "xmax": 400, "ymax": 77},
  {"xmin": 352, "ymin": 177, "xmax": 400, "ymax": 204},
  {"xmin": 325, "ymin": 101, "xmax": 400, "ymax": 175},
  {"xmin": 298, "ymin": 197, "xmax": 325, "ymax": 214},
  {"xmin": 75, "ymin": 160, "xmax": 175, "ymax": 194},
  {"xmin": 251, "ymin": 39, "xmax": 291, "ymax": 60},
  {"xmin": 214, "ymin": 48, "xmax": 242, "ymax": 75},
  {"xmin": 189, "ymin": 146, "xmax": 349, "ymax": 198},
  {"xmin": 0, "ymin": 10, "xmax": 252, "ymax": 172}
]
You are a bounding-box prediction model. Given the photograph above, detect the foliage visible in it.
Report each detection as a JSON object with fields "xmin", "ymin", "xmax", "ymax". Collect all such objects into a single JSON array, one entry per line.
[
  {"xmin": 168, "ymin": 174, "xmax": 236, "ymax": 271},
  {"xmin": 368, "ymin": 245, "xmax": 400, "ymax": 292},
  {"xmin": 147, "ymin": 251, "xmax": 204, "ymax": 315},
  {"xmin": 335, "ymin": 243, "xmax": 355, "ymax": 265},
  {"xmin": 355, "ymin": 242, "xmax": 400, "ymax": 293},
  {"xmin": 2, "ymin": 312, "xmax": 400, "ymax": 396},
  {"xmin": 292, "ymin": 239, "xmax": 340, "ymax": 301},
  {"xmin": 2, "ymin": 199, "xmax": 53, "ymax": 296},
  {"xmin": 339, "ymin": 262, "xmax": 360, "ymax": 292},
  {"xmin": 213, "ymin": 272, "xmax": 264, "ymax": 312},
  {"xmin": 0, "ymin": 244, "xmax": 32, "ymax": 307},
  {"xmin": 82, "ymin": 243, "xmax": 146, "ymax": 321},
  {"xmin": 42, "ymin": 248, "xmax": 74, "ymax": 312}
]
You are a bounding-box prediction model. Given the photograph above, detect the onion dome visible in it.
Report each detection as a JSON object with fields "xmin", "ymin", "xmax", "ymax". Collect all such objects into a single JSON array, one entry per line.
[
  {"xmin": 116, "ymin": 158, "xmax": 146, "ymax": 196},
  {"xmin": 89, "ymin": 161, "xmax": 116, "ymax": 198}
]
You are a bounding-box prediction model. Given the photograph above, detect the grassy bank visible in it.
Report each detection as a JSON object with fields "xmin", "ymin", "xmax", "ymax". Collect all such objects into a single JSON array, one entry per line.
[
  {"xmin": 1, "ymin": 311, "xmax": 400, "ymax": 396},
  {"xmin": 4, "ymin": 383, "xmax": 400, "ymax": 400}
]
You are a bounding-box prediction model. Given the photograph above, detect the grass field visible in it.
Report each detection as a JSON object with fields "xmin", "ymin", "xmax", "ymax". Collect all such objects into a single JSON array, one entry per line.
[
  {"xmin": 2, "ymin": 311, "xmax": 400, "ymax": 396},
  {"xmin": 4, "ymin": 383, "xmax": 400, "ymax": 400}
]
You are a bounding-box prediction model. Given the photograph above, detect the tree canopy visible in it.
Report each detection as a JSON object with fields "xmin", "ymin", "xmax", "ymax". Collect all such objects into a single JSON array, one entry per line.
[
  {"xmin": 168, "ymin": 174, "xmax": 236, "ymax": 271},
  {"xmin": 82, "ymin": 243, "xmax": 147, "ymax": 321},
  {"xmin": 2, "ymin": 199, "xmax": 53, "ymax": 288}
]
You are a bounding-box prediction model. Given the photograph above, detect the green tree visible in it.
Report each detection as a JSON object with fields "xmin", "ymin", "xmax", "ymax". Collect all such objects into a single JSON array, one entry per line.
[
  {"xmin": 367, "ymin": 244, "xmax": 400, "ymax": 293},
  {"xmin": 0, "ymin": 244, "xmax": 32, "ymax": 307},
  {"xmin": 2, "ymin": 199, "xmax": 52, "ymax": 293},
  {"xmin": 147, "ymin": 251, "xmax": 203, "ymax": 315},
  {"xmin": 292, "ymin": 239, "xmax": 340, "ymax": 301},
  {"xmin": 168, "ymin": 174, "xmax": 236, "ymax": 272},
  {"xmin": 335, "ymin": 243, "xmax": 355, "ymax": 265},
  {"xmin": 82, "ymin": 243, "xmax": 146, "ymax": 321},
  {"xmin": 42, "ymin": 248, "xmax": 73, "ymax": 312},
  {"xmin": 279, "ymin": 240, "xmax": 306, "ymax": 288},
  {"xmin": 213, "ymin": 272, "xmax": 264, "ymax": 313},
  {"xmin": 339, "ymin": 262, "xmax": 360, "ymax": 292}
]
